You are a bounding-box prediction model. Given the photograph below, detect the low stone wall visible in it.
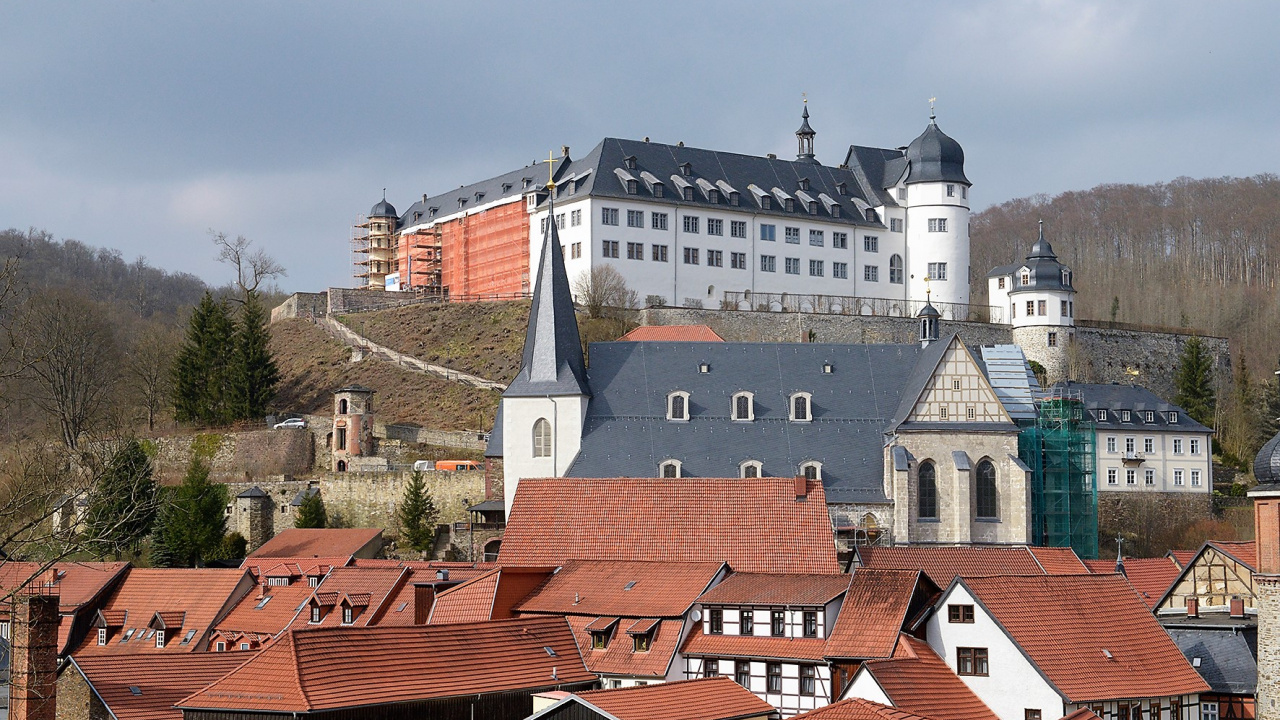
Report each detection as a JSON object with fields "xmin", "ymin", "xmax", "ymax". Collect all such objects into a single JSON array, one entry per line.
[
  {"xmin": 327, "ymin": 287, "xmax": 444, "ymax": 315},
  {"xmin": 147, "ymin": 429, "xmax": 313, "ymax": 485},
  {"xmin": 379, "ymin": 423, "xmax": 488, "ymax": 450},
  {"xmin": 270, "ymin": 292, "xmax": 328, "ymax": 322}
]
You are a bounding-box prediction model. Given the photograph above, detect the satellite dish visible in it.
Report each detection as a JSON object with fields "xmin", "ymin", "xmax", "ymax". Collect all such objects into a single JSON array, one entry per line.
[{"xmin": 690, "ymin": 609, "xmax": 702, "ymax": 623}]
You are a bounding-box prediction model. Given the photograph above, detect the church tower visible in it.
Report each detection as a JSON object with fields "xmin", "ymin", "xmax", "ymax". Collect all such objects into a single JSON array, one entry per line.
[
  {"xmin": 500, "ymin": 169, "xmax": 591, "ymax": 513},
  {"xmin": 900, "ymin": 108, "xmax": 971, "ymax": 309}
]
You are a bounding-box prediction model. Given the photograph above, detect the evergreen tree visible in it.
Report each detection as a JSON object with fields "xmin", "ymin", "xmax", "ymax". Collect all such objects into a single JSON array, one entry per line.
[
  {"xmin": 295, "ymin": 490, "xmax": 327, "ymax": 529},
  {"xmin": 83, "ymin": 439, "xmax": 159, "ymax": 558},
  {"xmin": 1174, "ymin": 337, "xmax": 1216, "ymax": 427},
  {"xmin": 149, "ymin": 458, "xmax": 228, "ymax": 567},
  {"xmin": 229, "ymin": 290, "xmax": 279, "ymax": 421},
  {"xmin": 396, "ymin": 471, "xmax": 438, "ymax": 553},
  {"xmin": 172, "ymin": 292, "xmax": 235, "ymax": 425}
]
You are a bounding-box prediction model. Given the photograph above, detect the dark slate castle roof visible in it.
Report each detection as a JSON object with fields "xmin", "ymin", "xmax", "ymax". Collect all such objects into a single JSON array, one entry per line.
[
  {"xmin": 1052, "ymin": 381, "xmax": 1213, "ymax": 434},
  {"xmin": 901, "ymin": 120, "xmax": 969, "ymax": 185},
  {"xmin": 395, "ymin": 155, "xmax": 565, "ymax": 229},
  {"xmin": 368, "ymin": 198, "xmax": 397, "ymax": 218},
  {"xmin": 1166, "ymin": 625, "xmax": 1257, "ymax": 695},
  {"xmin": 988, "ymin": 224, "xmax": 1074, "ymax": 293},
  {"xmin": 1256, "ymin": 431, "xmax": 1280, "ymax": 484},
  {"xmin": 564, "ymin": 341, "xmax": 935, "ymax": 504}
]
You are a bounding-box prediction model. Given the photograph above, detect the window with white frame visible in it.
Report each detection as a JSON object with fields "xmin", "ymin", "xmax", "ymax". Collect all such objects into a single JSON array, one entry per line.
[
  {"xmin": 98, "ymin": 628, "xmax": 107, "ymax": 645},
  {"xmin": 889, "ymin": 254, "xmax": 904, "ymax": 284},
  {"xmin": 627, "ymin": 209, "xmax": 643, "ymax": 227},
  {"xmin": 761, "ymin": 255, "xmax": 776, "ymax": 272},
  {"xmin": 1108, "ymin": 468, "xmax": 1117, "ymax": 485},
  {"xmin": 1121, "ymin": 410, "xmax": 1132, "ymax": 422},
  {"xmin": 1126, "ymin": 437, "xmax": 1135, "ymax": 453},
  {"xmin": 652, "ymin": 212, "xmax": 668, "ymax": 230},
  {"xmin": 785, "ymin": 257, "xmax": 800, "ymax": 274},
  {"xmin": 1145, "ymin": 411, "xmax": 1155, "ymax": 423},
  {"xmin": 801, "ymin": 461, "xmax": 822, "ymax": 480},
  {"xmin": 1144, "ymin": 438, "xmax": 1155, "ymax": 454},
  {"xmin": 155, "ymin": 630, "xmax": 165, "ymax": 648},
  {"xmin": 708, "ymin": 218, "xmax": 724, "ymax": 236},
  {"xmin": 683, "ymin": 216, "xmax": 699, "ymax": 233},
  {"xmin": 1126, "ymin": 469, "xmax": 1136, "ymax": 485},
  {"xmin": 1190, "ymin": 438, "xmax": 1201, "ymax": 455},
  {"xmin": 1169, "ymin": 411, "xmax": 1179, "ymax": 423},
  {"xmin": 927, "ymin": 262, "xmax": 947, "ymax": 281},
  {"xmin": 928, "ymin": 218, "xmax": 948, "ymax": 232},
  {"xmin": 1202, "ymin": 701, "xmax": 1219, "ymax": 720},
  {"xmin": 1174, "ymin": 469, "xmax": 1184, "ymax": 485},
  {"xmin": 833, "ymin": 262, "xmax": 848, "ymax": 279},
  {"xmin": 809, "ymin": 260, "xmax": 824, "ymax": 277},
  {"xmin": 833, "ymin": 232, "xmax": 847, "ymax": 249},
  {"xmin": 790, "ymin": 393, "xmax": 812, "ymax": 422},
  {"xmin": 667, "ymin": 392, "xmax": 690, "ymax": 421},
  {"xmin": 602, "ymin": 207, "xmax": 619, "ymax": 226},
  {"xmin": 652, "ymin": 244, "xmax": 668, "ymax": 262},
  {"xmin": 864, "ymin": 265, "xmax": 879, "ymax": 282},
  {"xmin": 1191, "ymin": 469, "xmax": 1202, "ymax": 486},
  {"xmin": 1099, "ymin": 410, "xmax": 1108, "ymax": 421},
  {"xmin": 731, "ymin": 252, "xmax": 746, "ymax": 270},
  {"xmin": 571, "ymin": 209, "xmax": 581, "ymax": 226},
  {"xmin": 1107, "ymin": 436, "xmax": 1117, "ymax": 453},
  {"xmin": 660, "ymin": 460, "xmax": 681, "ymax": 478},
  {"xmin": 740, "ymin": 460, "xmax": 763, "ymax": 478},
  {"xmin": 733, "ymin": 392, "xmax": 754, "ymax": 421},
  {"xmin": 532, "ymin": 419, "xmax": 551, "ymax": 458},
  {"xmin": 864, "ymin": 236, "xmax": 879, "ymax": 252},
  {"xmin": 1174, "ymin": 438, "xmax": 1184, "ymax": 454},
  {"xmin": 1145, "ymin": 469, "xmax": 1155, "ymax": 485},
  {"xmin": 730, "ymin": 220, "xmax": 746, "ymax": 238}
]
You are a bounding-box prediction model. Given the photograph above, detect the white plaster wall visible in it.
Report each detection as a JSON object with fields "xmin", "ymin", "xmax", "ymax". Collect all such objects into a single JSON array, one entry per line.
[
  {"xmin": 1009, "ymin": 287, "xmax": 1075, "ymax": 328},
  {"xmin": 501, "ymin": 395, "xmax": 587, "ymax": 512},
  {"xmin": 903, "ymin": 182, "xmax": 970, "ymax": 307},
  {"xmin": 927, "ymin": 584, "xmax": 1065, "ymax": 720},
  {"xmin": 841, "ymin": 668, "xmax": 892, "ymax": 703},
  {"xmin": 988, "ymin": 275, "xmax": 1012, "ymax": 324},
  {"xmin": 1096, "ymin": 429, "xmax": 1214, "ymax": 495}
]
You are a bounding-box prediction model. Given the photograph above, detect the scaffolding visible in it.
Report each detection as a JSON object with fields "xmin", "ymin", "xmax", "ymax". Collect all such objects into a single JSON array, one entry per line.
[{"xmin": 1020, "ymin": 387, "xmax": 1099, "ymax": 559}]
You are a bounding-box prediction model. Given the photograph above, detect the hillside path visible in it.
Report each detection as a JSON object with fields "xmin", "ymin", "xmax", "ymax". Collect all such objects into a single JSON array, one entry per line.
[{"xmin": 318, "ymin": 316, "xmax": 508, "ymax": 391}]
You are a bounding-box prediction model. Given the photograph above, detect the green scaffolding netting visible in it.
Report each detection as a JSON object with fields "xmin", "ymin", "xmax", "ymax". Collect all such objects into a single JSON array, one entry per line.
[{"xmin": 1020, "ymin": 392, "xmax": 1099, "ymax": 559}]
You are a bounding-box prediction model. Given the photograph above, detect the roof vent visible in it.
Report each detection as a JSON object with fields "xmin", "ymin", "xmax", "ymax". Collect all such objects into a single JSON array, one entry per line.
[
  {"xmin": 699, "ymin": 362, "xmax": 710, "ymax": 373},
  {"xmin": 1101, "ymin": 648, "xmax": 1114, "ymax": 660},
  {"xmin": 644, "ymin": 136, "xmax": 650, "ymax": 142},
  {"xmin": 823, "ymin": 363, "xmax": 833, "ymax": 374},
  {"xmin": 678, "ymin": 141, "xmax": 685, "ymax": 148},
  {"xmin": 767, "ymin": 153, "xmax": 777, "ymax": 160},
  {"xmin": 1192, "ymin": 657, "xmax": 1202, "ymax": 668},
  {"xmin": 436, "ymin": 569, "xmax": 449, "ymax": 581}
]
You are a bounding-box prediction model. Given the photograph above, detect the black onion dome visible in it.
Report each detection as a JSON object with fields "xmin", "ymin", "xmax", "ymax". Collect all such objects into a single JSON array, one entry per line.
[
  {"xmin": 904, "ymin": 122, "xmax": 969, "ymax": 185},
  {"xmin": 1257, "ymin": 431, "xmax": 1280, "ymax": 484},
  {"xmin": 917, "ymin": 301, "xmax": 941, "ymax": 319},
  {"xmin": 369, "ymin": 198, "xmax": 398, "ymax": 218}
]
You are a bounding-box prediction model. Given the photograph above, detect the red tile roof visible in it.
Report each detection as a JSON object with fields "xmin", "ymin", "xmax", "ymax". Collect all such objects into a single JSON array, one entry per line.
[
  {"xmin": 290, "ymin": 567, "xmax": 407, "ymax": 629},
  {"xmin": 1208, "ymin": 540, "xmax": 1257, "ymax": 570},
  {"xmin": 425, "ymin": 566, "xmax": 557, "ymax": 625},
  {"xmin": 825, "ymin": 570, "xmax": 920, "ymax": 660},
  {"xmin": 75, "ymin": 568, "xmax": 252, "ymax": 655},
  {"xmin": 516, "ymin": 560, "xmax": 725, "ymax": 618},
  {"xmin": 177, "ymin": 617, "xmax": 595, "ymax": 712},
  {"xmin": 619, "ymin": 325, "xmax": 725, "ymax": 342},
  {"xmin": 213, "ymin": 584, "xmax": 314, "ymax": 639},
  {"xmin": 698, "ymin": 572, "xmax": 849, "ymax": 607},
  {"xmin": 857, "ymin": 634, "xmax": 999, "ymax": 720},
  {"xmin": 681, "ymin": 623, "xmax": 829, "ymax": 662},
  {"xmin": 959, "ymin": 574, "xmax": 1210, "ymax": 701},
  {"xmin": 1168, "ymin": 551, "xmax": 1196, "ymax": 568},
  {"xmin": 501, "ymin": 478, "xmax": 840, "ymax": 573},
  {"xmin": 570, "ymin": 676, "xmax": 774, "ymax": 720},
  {"xmin": 0, "ymin": 561, "xmax": 129, "ymax": 654},
  {"xmin": 246, "ymin": 528, "xmax": 383, "ymax": 559},
  {"xmin": 1083, "ymin": 557, "xmax": 1182, "ymax": 609},
  {"xmin": 70, "ymin": 651, "xmax": 258, "ymax": 720},
  {"xmin": 241, "ymin": 557, "xmax": 349, "ymax": 580},
  {"xmin": 856, "ymin": 546, "xmax": 1074, "ymax": 586},
  {"xmin": 567, "ymin": 615, "xmax": 686, "ymax": 677},
  {"xmin": 1060, "ymin": 710, "xmax": 1105, "ymax": 720},
  {"xmin": 792, "ymin": 698, "xmax": 939, "ymax": 720},
  {"xmin": 1029, "ymin": 547, "xmax": 1091, "ymax": 574}
]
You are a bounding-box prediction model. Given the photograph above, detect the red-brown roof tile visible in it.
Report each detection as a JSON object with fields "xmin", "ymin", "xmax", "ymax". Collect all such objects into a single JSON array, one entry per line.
[
  {"xmin": 290, "ymin": 567, "xmax": 407, "ymax": 629},
  {"xmin": 1060, "ymin": 710, "xmax": 1105, "ymax": 720},
  {"xmin": 825, "ymin": 570, "xmax": 920, "ymax": 659},
  {"xmin": 242, "ymin": 557, "xmax": 348, "ymax": 580},
  {"xmin": 246, "ymin": 528, "xmax": 383, "ymax": 559},
  {"xmin": 76, "ymin": 568, "xmax": 252, "ymax": 655},
  {"xmin": 0, "ymin": 561, "xmax": 129, "ymax": 654},
  {"xmin": 857, "ymin": 634, "xmax": 999, "ymax": 720},
  {"xmin": 1083, "ymin": 557, "xmax": 1182, "ymax": 609},
  {"xmin": 1029, "ymin": 547, "xmax": 1091, "ymax": 573},
  {"xmin": 1208, "ymin": 541, "xmax": 1257, "ymax": 570},
  {"xmin": 959, "ymin": 574, "xmax": 1210, "ymax": 701},
  {"xmin": 1168, "ymin": 551, "xmax": 1196, "ymax": 568},
  {"xmin": 583, "ymin": 616, "xmax": 620, "ymax": 632},
  {"xmin": 857, "ymin": 546, "xmax": 1059, "ymax": 586},
  {"xmin": 626, "ymin": 617, "xmax": 660, "ymax": 635},
  {"xmin": 570, "ymin": 676, "xmax": 774, "ymax": 720},
  {"xmin": 501, "ymin": 478, "xmax": 839, "ymax": 573},
  {"xmin": 70, "ymin": 651, "xmax": 258, "ymax": 720},
  {"xmin": 698, "ymin": 572, "xmax": 848, "ymax": 607},
  {"xmin": 681, "ymin": 623, "xmax": 829, "ymax": 662},
  {"xmin": 567, "ymin": 615, "xmax": 685, "ymax": 677},
  {"xmin": 619, "ymin": 325, "xmax": 725, "ymax": 342},
  {"xmin": 177, "ymin": 617, "xmax": 595, "ymax": 712},
  {"xmin": 425, "ymin": 566, "xmax": 557, "ymax": 625},
  {"xmin": 517, "ymin": 560, "xmax": 725, "ymax": 618},
  {"xmin": 214, "ymin": 585, "xmax": 314, "ymax": 638},
  {"xmin": 792, "ymin": 697, "xmax": 939, "ymax": 720}
]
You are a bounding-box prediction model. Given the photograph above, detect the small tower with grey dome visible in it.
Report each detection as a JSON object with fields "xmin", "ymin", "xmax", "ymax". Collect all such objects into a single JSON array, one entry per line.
[
  {"xmin": 987, "ymin": 221, "xmax": 1078, "ymax": 384},
  {"xmin": 357, "ymin": 194, "xmax": 399, "ymax": 289}
]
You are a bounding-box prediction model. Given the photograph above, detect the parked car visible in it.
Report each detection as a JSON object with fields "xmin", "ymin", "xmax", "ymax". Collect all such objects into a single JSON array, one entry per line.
[
  {"xmin": 435, "ymin": 460, "xmax": 481, "ymax": 472},
  {"xmin": 273, "ymin": 418, "xmax": 307, "ymax": 429},
  {"xmin": 412, "ymin": 460, "xmax": 433, "ymax": 472}
]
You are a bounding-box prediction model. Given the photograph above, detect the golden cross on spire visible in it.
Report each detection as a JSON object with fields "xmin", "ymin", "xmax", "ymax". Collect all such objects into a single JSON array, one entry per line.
[{"xmin": 545, "ymin": 150, "xmax": 559, "ymax": 189}]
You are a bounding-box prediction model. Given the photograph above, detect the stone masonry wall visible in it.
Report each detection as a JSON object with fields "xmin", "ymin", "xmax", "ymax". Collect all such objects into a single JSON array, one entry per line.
[
  {"xmin": 1257, "ymin": 576, "xmax": 1280, "ymax": 720},
  {"xmin": 269, "ymin": 292, "xmax": 328, "ymax": 322},
  {"xmin": 327, "ymin": 287, "xmax": 445, "ymax": 315},
  {"xmin": 148, "ymin": 429, "xmax": 313, "ymax": 485}
]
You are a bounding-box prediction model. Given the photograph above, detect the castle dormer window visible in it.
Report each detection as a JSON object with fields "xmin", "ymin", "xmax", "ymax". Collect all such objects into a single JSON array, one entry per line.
[
  {"xmin": 709, "ymin": 189, "xmax": 719, "ymax": 203},
  {"xmin": 1169, "ymin": 412, "xmax": 1178, "ymax": 423},
  {"xmin": 784, "ymin": 198, "xmax": 795, "ymax": 212},
  {"xmin": 836, "ymin": 182, "xmax": 847, "ymax": 195},
  {"xmin": 660, "ymin": 460, "xmax": 682, "ymax": 478},
  {"xmin": 832, "ymin": 205, "xmax": 841, "ymax": 218},
  {"xmin": 532, "ymin": 418, "xmax": 552, "ymax": 458},
  {"xmin": 682, "ymin": 186, "xmax": 694, "ymax": 201},
  {"xmin": 626, "ymin": 179, "xmax": 637, "ymax": 195},
  {"xmin": 475, "ymin": 192, "xmax": 484, "ymax": 202},
  {"xmin": 667, "ymin": 392, "xmax": 690, "ymax": 422},
  {"xmin": 653, "ymin": 182, "xmax": 665, "ymax": 198},
  {"xmin": 1021, "ymin": 270, "xmax": 1030, "ymax": 286},
  {"xmin": 800, "ymin": 461, "xmax": 822, "ymax": 481},
  {"xmin": 680, "ymin": 162, "xmax": 692, "ymax": 177},
  {"xmin": 790, "ymin": 393, "xmax": 812, "ymax": 422},
  {"xmin": 624, "ymin": 155, "xmax": 637, "ymax": 170},
  {"xmin": 740, "ymin": 460, "xmax": 763, "ymax": 478},
  {"xmin": 762, "ymin": 196, "xmax": 772, "ymax": 210},
  {"xmin": 501, "ymin": 182, "xmax": 512, "ymax": 192},
  {"xmin": 732, "ymin": 392, "xmax": 754, "ymax": 422},
  {"xmin": 798, "ymin": 178, "xmax": 810, "ymax": 190},
  {"xmin": 729, "ymin": 191, "xmax": 740, "ymax": 206}
]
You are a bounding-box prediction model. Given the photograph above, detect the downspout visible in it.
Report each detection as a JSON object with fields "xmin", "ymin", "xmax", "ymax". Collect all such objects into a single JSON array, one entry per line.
[{"xmin": 547, "ymin": 395, "xmax": 559, "ymax": 475}]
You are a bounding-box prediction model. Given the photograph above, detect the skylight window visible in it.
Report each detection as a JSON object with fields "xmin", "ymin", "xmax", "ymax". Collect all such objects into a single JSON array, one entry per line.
[
  {"xmin": 129, "ymin": 687, "xmax": 141, "ymax": 696},
  {"xmin": 254, "ymin": 596, "xmax": 272, "ymax": 610},
  {"xmin": 396, "ymin": 602, "xmax": 409, "ymax": 612},
  {"xmin": 624, "ymin": 581, "xmax": 637, "ymax": 591},
  {"xmin": 180, "ymin": 629, "xmax": 197, "ymax": 645},
  {"xmin": 544, "ymin": 646, "xmax": 557, "ymax": 657}
]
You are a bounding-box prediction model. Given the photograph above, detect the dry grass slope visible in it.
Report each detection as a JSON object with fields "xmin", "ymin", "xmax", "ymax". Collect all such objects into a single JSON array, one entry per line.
[{"xmin": 270, "ymin": 318, "xmax": 499, "ymax": 431}]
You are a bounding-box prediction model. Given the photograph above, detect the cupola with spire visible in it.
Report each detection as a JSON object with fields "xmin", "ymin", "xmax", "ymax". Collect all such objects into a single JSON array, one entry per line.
[
  {"xmin": 796, "ymin": 101, "xmax": 816, "ymax": 163},
  {"xmin": 903, "ymin": 108, "xmax": 969, "ymax": 185},
  {"xmin": 368, "ymin": 192, "xmax": 398, "ymax": 219},
  {"xmin": 918, "ymin": 288, "xmax": 941, "ymax": 347}
]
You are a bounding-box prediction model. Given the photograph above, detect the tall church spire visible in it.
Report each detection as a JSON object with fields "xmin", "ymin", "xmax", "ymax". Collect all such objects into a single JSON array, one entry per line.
[{"xmin": 503, "ymin": 155, "xmax": 589, "ymax": 398}]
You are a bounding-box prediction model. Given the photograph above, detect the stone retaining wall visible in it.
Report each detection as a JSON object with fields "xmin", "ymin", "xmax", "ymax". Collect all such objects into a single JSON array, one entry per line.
[
  {"xmin": 147, "ymin": 429, "xmax": 314, "ymax": 485},
  {"xmin": 270, "ymin": 292, "xmax": 327, "ymax": 322}
]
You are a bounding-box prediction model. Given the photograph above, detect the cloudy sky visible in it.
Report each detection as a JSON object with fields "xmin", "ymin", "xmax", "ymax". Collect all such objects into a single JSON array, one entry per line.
[{"xmin": 2, "ymin": 1, "xmax": 1277, "ymax": 291}]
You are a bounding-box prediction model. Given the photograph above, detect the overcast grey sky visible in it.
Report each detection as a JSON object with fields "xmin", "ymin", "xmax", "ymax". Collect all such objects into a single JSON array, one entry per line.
[{"xmin": 2, "ymin": 1, "xmax": 1277, "ymax": 291}]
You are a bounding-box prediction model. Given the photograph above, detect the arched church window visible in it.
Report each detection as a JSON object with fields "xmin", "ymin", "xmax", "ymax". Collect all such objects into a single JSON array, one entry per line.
[
  {"xmin": 919, "ymin": 461, "xmax": 938, "ymax": 520},
  {"xmin": 889, "ymin": 254, "xmax": 904, "ymax": 284},
  {"xmin": 660, "ymin": 460, "xmax": 681, "ymax": 478},
  {"xmin": 975, "ymin": 459, "xmax": 998, "ymax": 519},
  {"xmin": 733, "ymin": 392, "xmax": 754, "ymax": 421},
  {"xmin": 790, "ymin": 393, "xmax": 812, "ymax": 422},
  {"xmin": 532, "ymin": 418, "xmax": 552, "ymax": 458},
  {"xmin": 668, "ymin": 392, "xmax": 690, "ymax": 422}
]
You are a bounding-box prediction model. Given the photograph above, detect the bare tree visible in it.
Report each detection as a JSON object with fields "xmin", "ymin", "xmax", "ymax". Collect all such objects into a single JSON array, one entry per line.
[
  {"xmin": 124, "ymin": 324, "xmax": 178, "ymax": 431},
  {"xmin": 210, "ymin": 231, "xmax": 287, "ymax": 300},
  {"xmin": 573, "ymin": 265, "xmax": 638, "ymax": 319}
]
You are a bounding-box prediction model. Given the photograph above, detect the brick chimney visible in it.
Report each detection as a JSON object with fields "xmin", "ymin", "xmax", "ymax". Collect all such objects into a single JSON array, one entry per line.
[
  {"xmin": 794, "ymin": 476, "xmax": 808, "ymax": 500},
  {"xmin": 10, "ymin": 586, "xmax": 60, "ymax": 720},
  {"xmin": 1230, "ymin": 596, "xmax": 1246, "ymax": 618},
  {"xmin": 1248, "ymin": 465, "xmax": 1280, "ymax": 720},
  {"xmin": 413, "ymin": 583, "xmax": 436, "ymax": 625},
  {"xmin": 1186, "ymin": 597, "xmax": 1198, "ymax": 618}
]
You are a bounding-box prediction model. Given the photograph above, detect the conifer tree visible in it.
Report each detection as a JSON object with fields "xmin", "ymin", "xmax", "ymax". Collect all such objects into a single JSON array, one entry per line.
[
  {"xmin": 396, "ymin": 471, "xmax": 438, "ymax": 553},
  {"xmin": 229, "ymin": 291, "xmax": 279, "ymax": 421},
  {"xmin": 1174, "ymin": 337, "xmax": 1216, "ymax": 427},
  {"xmin": 83, "ymin": 439, "xmax": 159, "ymax": 558},
  {"xmin": 172, "ymin": 292, "xmax": 235, "ymax": 425},
  {"xmin": 295, "ymin": 490, "xmax": 327, "ymax": 529},
  {"xmin": 149, "ymin": 458, "xmax": 229, "ymax": 567}
]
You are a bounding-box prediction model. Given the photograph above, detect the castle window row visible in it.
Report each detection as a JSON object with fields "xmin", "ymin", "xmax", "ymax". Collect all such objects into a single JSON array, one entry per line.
[
  {"xmin": 1105, "ymin": 467, "xmax": 1202, "ymax": 487},
  {"xmin": 666, "ymin": 390, "xmax": 812, "ymax": 422},
  {"xmin": 658, "ymin": 458, "xmax": 822, "ymax": 481},
  {"xmin": 1095, "ymin": 410, "xmax": 1179, "ymax": 424},
  {"xmin": 592, "ymin": 208, "xmax": 877, "ymax": 251}
]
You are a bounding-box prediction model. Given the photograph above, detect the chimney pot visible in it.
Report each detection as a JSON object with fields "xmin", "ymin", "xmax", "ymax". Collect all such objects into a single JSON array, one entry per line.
[{"xmin": 436, "ymin": 568, "xmax": 449, "ymax": 581}]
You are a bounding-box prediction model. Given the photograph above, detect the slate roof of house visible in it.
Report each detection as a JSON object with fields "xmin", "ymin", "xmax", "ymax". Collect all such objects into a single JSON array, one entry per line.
[
  {"xmin": 1083, "ymin": 557, "xmax": 1182, "ymax": 608},
  {"xmin": 1255, "ymin": 429, "xmax": 1280, "ymax": 484},
  {"xmin": 619, "ymin": 325, "xmax": 725, "ymax": 342},
  {"xmin": 792, "ymin": 698, "xmax": 940, "ymax": 720},
  {"xmin": 853, "ymin": 634, "xmax": 999, "ymax": 720},
  {"xmin": 854, "ymin": 545, "xmax": 1084, "ymax": 586},
  {"xmin": 428, "ymin": 566, "xmax": 557, "ymax": 625},
  {"xmin": 212, "ymin": 584, "xmax": 314, "ymax": 639},
  {"xmin": 979, "ymin": 345, "xmax": 1042, "ymax": 421},
  {"xmin": 556, "ymin": 676, "xmax": 776, "ymax": 720},
  {"xmin": 1053, "ymin": 382, "xmax": 1213, "ymax": 434},
  {"xmin": 246, "ymin": 528, "xmax": 383, "ymax": 559},
  {"xmin": 565, "ymin": 341, "xmax": 934, "ymax": 503},
  {"xmin": 516, "ymin": 560, "xmax": 724, "ymax": 618},
  {"xmin": 1165, "ymin": 625, "xmax": 1257, "ymax": 695},
  {"xmin": 698, "ymin": 572, "xmax": 849, "ymax": 607},
  {"xmin": 77, "ymin": 568, "xmax": 251, "ymax": 655},
  {"xmin": 568, "ymin": 615, "xmax": 685, "ymax": 677},
  {"xmin": 825, "ymin": 570, "xmax": 922, "ymax": 660},
  {"xmin": 957, "ymin": 574, "xmax": 1210, "ymax": 701},
  {"xmin": 681, "ymin": 624, "xmax": 830, "ymax": 662},
  {"xmin": 178, "ymin": 617, "xmax": 593, "ymax": 712},
  {"xmin": 0, "ymin": 561, "xmax": 128, "ymax": 654},
  {"xmin": 70, "ymin": 652, "xmax": 257, "ymax": 720},
  {"xmin": 499, "ymin": 477, "xmax": 840, "ymax": 573}
]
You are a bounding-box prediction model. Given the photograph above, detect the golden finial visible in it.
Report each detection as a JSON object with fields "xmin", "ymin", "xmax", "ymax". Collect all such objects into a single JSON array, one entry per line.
[
  {"xmin": 802, "ymin": 91, "xmax": 807, "ymax": 104},
  {"xmin": 545, "ymin": 149, "xmax": 559, "ymax": 190},
  {"xmin": 929, "ymin": 97, "xmax": 937, "ymax": 121}
]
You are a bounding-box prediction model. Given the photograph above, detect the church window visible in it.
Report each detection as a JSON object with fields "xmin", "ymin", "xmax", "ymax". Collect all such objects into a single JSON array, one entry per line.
[
  {"xmin": 889, "ymin": 255, "xmax": 904, "ymax": 284},
  {"xmin": 740, "ymin": 461, "xmax": 762, "ymax": 478},
  {"xmin": 928, "ymin": 262, "xmax": 947, "ymax": 281},
  {"xmin": 660, "ymin": 460, "xmax": 681, "ymax": 478},
  {"xmin": 919, "ymin": 461, "xmax": 938, "ymax": 520},
  {"xmin": 785, "ymin": 226, "xmax": 800, "ymax": 244},
  {"xmin": 667, "ymin": 392, "xmax": 690, "ymax": 421},
  {"xmin": 602, "ymin": 208, "xmax": 619, "ymax": 226},
  {"xmin": 800, "ymin": 461, "xmax": 822, "ymax": 480},
  {"xmin": 928, "ymin": 218, "xmax": 947, "ymax": 232},
  {"xmin": 790, "ymin": 393, "xmax": 812, "ymax": 422},
  {"xmin": 1037, "ymin": 300, "xmax": 1046, "ymax": 315},
  {"xmin": 975, "ymin": 459, "xmax": 998, "ymax": 519},
  {"xmin": 733, "ymin": 393, "xmax": 754, "ymax": 421},
  {"xmin": 532, "ymin": 419, "xmax": 552, "ymax": 458}
]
